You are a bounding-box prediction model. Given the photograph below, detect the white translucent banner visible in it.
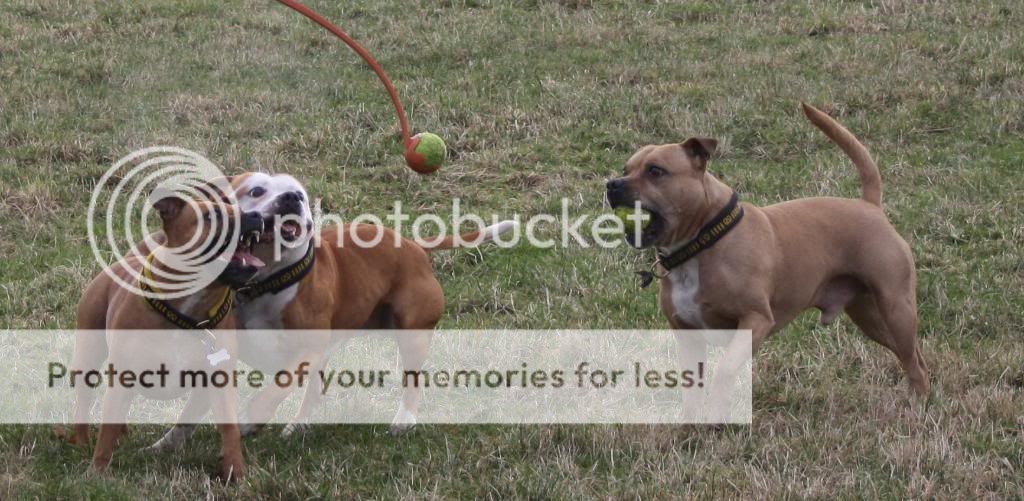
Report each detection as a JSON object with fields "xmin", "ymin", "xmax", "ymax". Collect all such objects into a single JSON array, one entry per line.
[{"xmin": 1, "ymin": 329, "xmax": 751, "ymax": 424}]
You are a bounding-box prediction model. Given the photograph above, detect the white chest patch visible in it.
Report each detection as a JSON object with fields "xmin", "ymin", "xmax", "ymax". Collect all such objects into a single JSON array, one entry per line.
[
  {"xmin": 237, "ymin": 284, "xmax": 298, "ymax": 330},
  {"xmin": 667, "ymin": 259, "xmax": 706, "ymax": 328},
  {"xmin": 236, "ymin": 285, "xmax": 299, "ymax": 370}
]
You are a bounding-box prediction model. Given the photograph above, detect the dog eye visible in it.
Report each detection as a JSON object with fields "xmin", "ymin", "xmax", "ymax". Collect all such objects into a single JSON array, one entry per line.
[
  {"xmin": 647, "ymin": 165, "xmax": 667, "ymax": 177},
  {"xmin": 249, "ymin": 187, "xmax": 266, "ymax": 198}
]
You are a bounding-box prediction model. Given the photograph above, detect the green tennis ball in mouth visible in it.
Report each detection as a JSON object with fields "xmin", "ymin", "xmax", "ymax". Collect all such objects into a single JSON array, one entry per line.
[{"xmin": 613, "ymin": 207, "xmax": 652, "ymax": 234}]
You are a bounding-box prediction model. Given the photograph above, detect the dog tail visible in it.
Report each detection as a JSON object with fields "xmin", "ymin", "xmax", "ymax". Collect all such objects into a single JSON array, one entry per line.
[
  {"xmin": 419, "ymin": 220, "xmax": 518, "ymax": 251},
  {"xmin": 800, "ymin": 102, "xmax": 882, "ymax": 207}
]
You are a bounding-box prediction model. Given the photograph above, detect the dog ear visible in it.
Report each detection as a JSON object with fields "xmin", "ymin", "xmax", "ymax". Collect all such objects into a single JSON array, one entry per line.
[
  {"xmin": 680, "ymin": 137, "xmax": 718, "ymax": 168},
  {"xmin": 152, "ymin": 196, "xmax": 186, "ymax": 223}
]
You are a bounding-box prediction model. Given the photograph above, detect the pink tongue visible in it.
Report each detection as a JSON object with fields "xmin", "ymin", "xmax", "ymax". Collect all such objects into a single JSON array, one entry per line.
[{"xmin": 232, "ymin": 249, "xmax": 266, "ymax": 268}]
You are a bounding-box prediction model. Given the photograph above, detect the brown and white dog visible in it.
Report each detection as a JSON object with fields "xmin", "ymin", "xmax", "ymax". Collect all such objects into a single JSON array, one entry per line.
[
  {"xmin": 605, "ymin": 103, "xmax": 929, "ymax": 411},
  {"xmin": 145, "ymin": 172, "xmax": 517, "ymax": 450},
  {"xmin": 66, "ymin": 195, "xmax": 266, "ymax": 481}
]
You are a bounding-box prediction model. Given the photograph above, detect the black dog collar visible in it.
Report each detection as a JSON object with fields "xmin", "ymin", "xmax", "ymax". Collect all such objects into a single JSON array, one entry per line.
[
  {"xmin": 236, "ymin": 241, "xmax": 316, "ymax": 298},
  {"xmin": 638, "ymin": 192, "xmax": 744, "ymax": 288},
  {"xmin": 139, "ymin": 255, "xmax": 235, "ymax": 329}
]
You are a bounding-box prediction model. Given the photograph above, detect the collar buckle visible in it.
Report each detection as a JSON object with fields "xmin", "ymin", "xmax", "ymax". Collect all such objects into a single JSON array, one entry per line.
[{"xmin": 650, "ymin": 258, "xmax": 670, "ymax": 279}]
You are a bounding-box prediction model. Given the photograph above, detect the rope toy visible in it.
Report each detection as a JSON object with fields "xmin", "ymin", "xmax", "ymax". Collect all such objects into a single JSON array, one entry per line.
[{"xmin": 276, "ymin": 0, "xmax": 445, "ymax": 174}]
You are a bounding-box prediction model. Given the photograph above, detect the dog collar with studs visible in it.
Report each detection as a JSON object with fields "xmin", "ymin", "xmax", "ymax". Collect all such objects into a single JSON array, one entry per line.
[{"xmin": 637, "ymin": 192, "xmax": 744, "ymax": 288}]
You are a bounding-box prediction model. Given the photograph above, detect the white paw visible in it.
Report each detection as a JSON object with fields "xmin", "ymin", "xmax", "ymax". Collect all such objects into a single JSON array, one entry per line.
[
  {"xmin": 389, "ymin": 422, "xmax": 416, "ymax": 436},
  {"xmin": 389, "ymin": 405, "xmax": 417, "ymax": 436},
  {"xmin": 141, "ymin": 425, "xmax": 194, "ymax": 453},
  {"xmin": 281, "ymin": 422, "xmax": 310, "ymax": 438},
  {"xmin": 239, "ymin": 422, "xmax": 264, "ymax": 438}
]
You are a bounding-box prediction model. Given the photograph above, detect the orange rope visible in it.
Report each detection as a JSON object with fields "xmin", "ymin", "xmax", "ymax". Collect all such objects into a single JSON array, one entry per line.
[{"xmin": 275, "ymin": 0, "xmax": 417, "ymax": 155}]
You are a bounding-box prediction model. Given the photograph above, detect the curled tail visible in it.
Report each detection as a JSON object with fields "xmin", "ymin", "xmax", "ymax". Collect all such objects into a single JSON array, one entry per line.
[
  {"xmin": 420, "ymin": 220, "xmax": 518, "ymax": 251},
  {"xmin": 801, "ymin": 102, "xmax": 882, "ymax": 207}
]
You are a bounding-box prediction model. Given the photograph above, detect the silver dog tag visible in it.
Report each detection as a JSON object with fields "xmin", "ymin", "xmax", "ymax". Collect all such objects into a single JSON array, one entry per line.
[{"xmin": 207, "ymin": 348, "xmax": 230, "ymax": 367}]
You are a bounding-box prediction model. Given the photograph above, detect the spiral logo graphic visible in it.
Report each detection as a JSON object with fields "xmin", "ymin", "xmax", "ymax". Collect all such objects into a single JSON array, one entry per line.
[{"xmin": 88, "ymin": 147, "xmax": 241, "ymax": 300}]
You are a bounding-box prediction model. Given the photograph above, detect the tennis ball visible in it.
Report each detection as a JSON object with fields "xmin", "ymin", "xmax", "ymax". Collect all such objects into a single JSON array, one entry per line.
[
  {"xmin": 404, "ymin": 132, "xmax": 446, "ymax": 174},
  {"xmin": 613, "ymin": 207, "xmax": 651, "ymax": 234}
]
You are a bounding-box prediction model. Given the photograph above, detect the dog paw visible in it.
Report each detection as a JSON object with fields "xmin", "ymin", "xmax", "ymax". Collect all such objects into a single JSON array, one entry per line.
[
  {"xmin": 142, "ymin": 424, "xmax": 194, "ymax": 453},
  {"xmin": 140, "ymin": 443, "xmax": 163, "ymax": 454},
  {"xmin": 281, "ymin": 422, "xmax": 310, "ymax": 438},
  {"xmin": 239, "ymin": 422, "xmax": 264, "ymax": 438},
  {"xmin": 389, "ymin": 405, "xmax": 418, "ymax": 436},
  {"xmin": 388, "ymin": 422, "xmax": 417, "ymax": 436}
]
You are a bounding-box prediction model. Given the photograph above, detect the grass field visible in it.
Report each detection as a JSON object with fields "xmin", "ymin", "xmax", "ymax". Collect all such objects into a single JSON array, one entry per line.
[{"xmin": 2, "ymin": 0, "xmax": 1023, "ymax": 498}]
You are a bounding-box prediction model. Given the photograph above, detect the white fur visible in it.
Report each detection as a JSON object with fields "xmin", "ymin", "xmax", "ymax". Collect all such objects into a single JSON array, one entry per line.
[
  {"xmin": 281, "ymin": 422, "xmax": 310, "ymax": 437},
  {"xmin": 143, "ymin": 424, "xmax": 195, "ymax": 453},
  {"xmin": 235, "ymin": 173, "xmax": 313, "ymax": 229},
  {"xmin": 667, "ymin": 259, "xmax": 706, "ymax": 328},
  {"xmin": 481, "ymin": 220, "xmax": 518, "ymax": 242},
  {"xmin": 235, "ymin": 285, "xmax": 300, "ymax": 371},
  {"xmin": 389, "ymin": 401, "xmax": 417, "ymax": 434}
]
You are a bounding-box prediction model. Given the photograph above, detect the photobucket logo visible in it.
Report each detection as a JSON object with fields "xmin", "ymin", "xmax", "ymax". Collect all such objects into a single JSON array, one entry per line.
[
  {"xmin": 87, "ymin": 147, "xmax": 240, "ymax": 300},
  {"xmin": 300, "ymin": 198, "xmax": 648, "ymax": 254}
]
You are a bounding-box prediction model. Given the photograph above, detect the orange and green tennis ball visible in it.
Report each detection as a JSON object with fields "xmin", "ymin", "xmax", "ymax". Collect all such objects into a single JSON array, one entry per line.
[
  {"xmin": 404, "ymin": 132, "xmax": 446, "ymax": 174},
  {"xmin": 613, "ymin": 207, "xmax": 651, "ymax": 234}
]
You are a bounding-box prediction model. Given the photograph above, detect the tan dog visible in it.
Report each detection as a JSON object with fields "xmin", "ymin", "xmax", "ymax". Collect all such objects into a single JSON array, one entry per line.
[
  {"xmin": 606, "ymin": 103, "xmax": 928, "ymax": 406},
  {"xmin": 145, "ymin": 173, "xmax": 517, "ymax": 450},
  {"xmin": 66, "ymin": 195, "xmax": 266, "ymax": 481}
]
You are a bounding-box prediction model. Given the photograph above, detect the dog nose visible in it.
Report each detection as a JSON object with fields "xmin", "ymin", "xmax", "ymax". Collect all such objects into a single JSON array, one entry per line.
[
  {"xmin": 606, "ymin": 178, "xmax": 626, "ymax": 191},
  {"xmin": 240, "ymin": 211, "xmax": 264, "ymax": 234},
  {"xmin": 276, "ymin": 191, "xmax": 304, "ymax": 214}
]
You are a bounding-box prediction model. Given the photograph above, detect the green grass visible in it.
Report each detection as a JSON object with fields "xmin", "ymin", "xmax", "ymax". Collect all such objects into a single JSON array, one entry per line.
[{"xmin": 2, "ymin": 0, "xmax": 1023, "ymax": 497}]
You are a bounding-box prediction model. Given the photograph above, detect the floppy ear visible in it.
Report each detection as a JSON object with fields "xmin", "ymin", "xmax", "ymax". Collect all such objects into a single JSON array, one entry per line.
[
  {"xmin": 152, "ymin": 196, "xmax": 186, "ymax": 223},
  {"xmin": 680, "ymin": 137, "xmax": 718, "ymax": 169}
]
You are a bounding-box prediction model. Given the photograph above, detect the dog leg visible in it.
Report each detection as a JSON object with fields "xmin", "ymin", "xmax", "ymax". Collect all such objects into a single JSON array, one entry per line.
[
  {"xmin": 390, "ymin": 331, "xmax": 433, "ymax": 435},
  {"xmin": 387, "ymin": 277, "xmax": 442, "ymax": 435},
  {"xmin": 91, "ymin": 387, "xmax": 134, "ymax": 471},
  {"xmin": 240, "ymin": 355, "xmax": 313, "ymax": 437},
  {"xmin": 705, "ymin": 314, "xmax": 770, "ymax": 423},
  {"xmin": 673, "ymin": 331, "xmax": 709, "ymax": 422},
  {"xmin": 846, "ymin": 292, "xmax": 928, "ymax": 396},
  {"xmin": 858, "ymin": 290, "xmax": 929, "ymax": 396},
  {"xmin": 209, "ymin": 385, "xmax": 244, "ymax": 482},
  {"xmin": 63, "ymin": 330, "xmax": 108, "ymax": 445},
  {"xmin": 282, "ymin": 354, "xmax": 331, "ymax": 438}
]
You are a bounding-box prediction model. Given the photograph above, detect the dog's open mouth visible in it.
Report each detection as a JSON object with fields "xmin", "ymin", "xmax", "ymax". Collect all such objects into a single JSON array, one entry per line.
[
  {"xmin": 230, "ymin": 234, "xmax": 266, "ymax": 269},
  {"xmin": 258, "ymin": 218, "xmax": 305, "ymax": 243},
  {"xmin": 279, "ymin": 220, "xmax": 302, "ymax": 242},
  {"xmin": 619, "ymin": 205, "xmax": 665, "ymax": 248},
  {"xmin": 216, "ymin": 233, "xmax": 266, "ymax": 287}
]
